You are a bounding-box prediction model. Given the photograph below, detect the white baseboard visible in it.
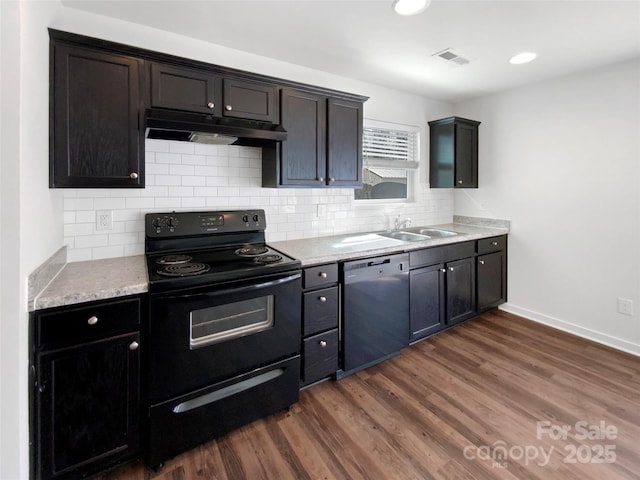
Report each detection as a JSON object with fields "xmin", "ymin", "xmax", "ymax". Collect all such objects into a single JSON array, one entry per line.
[{"xmin": 499, "ymin": 303, "xmax": 640, "ymax": 357}]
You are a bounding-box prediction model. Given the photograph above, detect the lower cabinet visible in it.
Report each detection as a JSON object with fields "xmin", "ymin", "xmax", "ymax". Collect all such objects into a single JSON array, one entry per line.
[
  {"xmin": 301, "ymin": 263, "xmax": 340, "ymax": 386},
  {"xmin": 410, "ymin": 256, "xmax": 476, "ymax": 342},
  {"xmin": 409, "ymin": 264, "xmax": 445, "ymax": 340},
  {"xmin": 446, "ymin": 256, "xmax": 476, "ymax": 326},
  {"xmin": 409, "ymin": 236, "xmax": 506, "ymax": 343},
  {"xmin": 478, "ymin": 250, "xmax": 507, "ymax": 312},
  {"xmin": 31, "ymin": 297, "xmax": 141, "ymax": 480}
]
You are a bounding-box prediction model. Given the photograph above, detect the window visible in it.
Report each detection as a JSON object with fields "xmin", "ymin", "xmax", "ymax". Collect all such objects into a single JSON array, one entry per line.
[{"xmin": 355, "ymin": 121, "xmax": 419, "ymax": 201}]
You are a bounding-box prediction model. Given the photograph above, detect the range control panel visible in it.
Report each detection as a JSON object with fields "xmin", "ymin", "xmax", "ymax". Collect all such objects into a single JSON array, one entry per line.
[{"xmin": 145, "ymin": 210, "xmax": 266, "ymax": 237}]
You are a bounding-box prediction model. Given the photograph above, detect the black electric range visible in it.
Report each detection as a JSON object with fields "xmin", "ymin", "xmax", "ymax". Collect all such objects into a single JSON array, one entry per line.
[{"xmin": 145, "ymin": 209, "xmax": 300, "ymax": 293}]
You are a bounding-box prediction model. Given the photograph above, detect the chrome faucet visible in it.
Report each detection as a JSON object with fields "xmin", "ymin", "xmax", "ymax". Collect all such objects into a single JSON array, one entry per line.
[{"xmin": 394, "ymin": 215, "xmax": 412, "ymax": 230}]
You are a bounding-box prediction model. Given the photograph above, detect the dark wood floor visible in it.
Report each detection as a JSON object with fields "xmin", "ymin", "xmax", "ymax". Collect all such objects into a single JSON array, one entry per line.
[{"xmin": 99, "ymin": 310, "xmax": 640, "ymax": 480}]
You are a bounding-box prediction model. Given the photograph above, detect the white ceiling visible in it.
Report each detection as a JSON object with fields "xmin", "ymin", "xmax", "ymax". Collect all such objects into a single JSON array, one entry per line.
[{"xmin": 63, "ymin": 0, "xmax": 640, "ymax": 102}]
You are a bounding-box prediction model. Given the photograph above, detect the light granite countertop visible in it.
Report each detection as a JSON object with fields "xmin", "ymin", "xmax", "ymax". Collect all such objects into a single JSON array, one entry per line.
[
  {"xmin": 270, "ymin": 222, "xmax": 509, "ymax": 267},
  {"xmin": 31, "ymin": 255, "xmax": 148, "ymax": 312},
  {"xmin": 29, "ymin": 217, "xmax": 509, "ymax": 311}
]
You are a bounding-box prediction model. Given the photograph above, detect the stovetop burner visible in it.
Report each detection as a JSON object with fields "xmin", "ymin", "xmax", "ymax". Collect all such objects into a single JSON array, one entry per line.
[
  {"xmin": 236, "ymin": 246, "xmax": 269, "ymax": 257},
  {"xmin": 145, "ymin": 210, "xmax": 301, "ymax": 292},
  {"xmin": 157, "ymin": 262, "xmax": 211, "ymax": 277},
  {"xmin": 254, "ymin": 254, "xmax": 283, "ymax": 264},
  {"xmin": 156, "ymin": 254, "xmax": 193, "ymax": 265}
]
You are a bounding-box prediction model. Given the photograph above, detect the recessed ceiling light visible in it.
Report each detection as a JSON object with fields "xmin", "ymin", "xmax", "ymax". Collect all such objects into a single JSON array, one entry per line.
[
  {"xmin": 509, "ymin": 52, "xmax": 538, "ymax": 65},
  {"xmin": 393, "ymin": 0, "xmax": 431, "ymax": 16}
]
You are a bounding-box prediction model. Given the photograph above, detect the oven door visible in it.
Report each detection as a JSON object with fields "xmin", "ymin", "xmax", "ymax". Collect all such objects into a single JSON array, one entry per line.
[{"xmin": 148, "ymin": 270, "xmax": 301, "ymax": 402}]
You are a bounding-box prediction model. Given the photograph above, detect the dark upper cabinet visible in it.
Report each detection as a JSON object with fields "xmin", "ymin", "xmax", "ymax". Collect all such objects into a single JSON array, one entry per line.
[
  {"xmin": 150, "ymin": 62, "xmax": 222, "ymax": 115},
  {"xmin": 327, "ymin": 97, "xmax": 363, "ymax": 187},
  {"xmin": 271, "ymin": 89, "xmax": 327, "ymax": 186},
  {"xmin": 149, "ymin": 63, "xmax": 277, "ymax": 123},
  {"xmin": 50, "ymin": 42, "xmax": 144, "ymax": 188},
  {"xmin": 49, "ymin": 30, "xmax": 366, "ymax": 190},
  {"xmin": 262, "ymin": 89, "xmax": 364, "ymax": 188},
  {"xmin": 428, "ymin": 116, "xmax": 480, "ymax": 188},
  {"xmin": 222, "ymin": 78, "xmax": 278, "ymax": 123}
]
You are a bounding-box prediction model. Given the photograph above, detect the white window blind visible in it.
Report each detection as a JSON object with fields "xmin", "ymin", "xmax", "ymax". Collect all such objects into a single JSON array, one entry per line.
[
  {"xmin": 356, "ymin": 122, "xmax": 419, "ymax": 201},
  {"xmin": 362, "ymin": 127, "xmax": 419, "ymax": 169}
]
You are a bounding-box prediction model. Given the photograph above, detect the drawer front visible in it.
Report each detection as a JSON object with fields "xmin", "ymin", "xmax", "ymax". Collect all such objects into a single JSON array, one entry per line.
[
  {"xmin": 37, "ymin": 297, "xmax": 141, "ymax": 349},
  {"xmin": 303, "ymin": 263, "xmax": 338, "ymax": 289},
  {"xmin": 409, "ymin": 241, "xmax": 475, "ymax": 268},
  {"xmin": 303, "ymin": 329, "xmax": 339, "ymax": 385},
  {"xmin": 303, "ymin": 286, "xmax": 339, "ymax": 336},
  {"xmin": 478, "ymin": 235, "xmax": 507, "ymax": 255}
]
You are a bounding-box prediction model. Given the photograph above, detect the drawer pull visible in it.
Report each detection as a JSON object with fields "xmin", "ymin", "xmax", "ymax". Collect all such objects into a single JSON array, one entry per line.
[
  {"xmin": 129, "ymin": 341, "xmax": 139, "ymax": 351},
  {"xmin": 207, "ymin": 102, "xmax": 215, "ymax": 109},
  {"xmin": 319, "ymin": 272, "xmax": 328, "ymax": 279},
  {"xmin": 319, "ymin": 340, "xmax": 327, "ymax": 348},
  {"xmin": 491, "ymin": 241, "xmax": 499, "ymax": 246},
  {"xmin": 87, "ymin": 316, "xmax": 98, "ymax": 326},
  {"xmin": 319, "ymin": 296, "xmax": 327, "ymax": 302}
]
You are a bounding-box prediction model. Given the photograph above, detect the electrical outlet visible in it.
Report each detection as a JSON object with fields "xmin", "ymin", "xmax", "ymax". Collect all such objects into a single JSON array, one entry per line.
[
  {"xmin": 317, "ymin": 204, "xmax": 327, "ymax": 218},
  {"xmin": 96, "ymin": 210, "xmax": 113, "ymax": 231},
  {"xmin": 617, "ymin": 297, "xmax": 634, "ymax": 316}
]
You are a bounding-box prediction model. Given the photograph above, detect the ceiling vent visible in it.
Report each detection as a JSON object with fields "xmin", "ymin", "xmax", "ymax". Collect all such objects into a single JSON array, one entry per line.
[{"xmin": 433, "ymin": 48, "xmax": 471, "ymax": 66}]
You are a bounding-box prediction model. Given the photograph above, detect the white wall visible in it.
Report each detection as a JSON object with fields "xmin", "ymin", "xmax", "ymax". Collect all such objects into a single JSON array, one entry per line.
[
  {"xmin": 1, "ymin": 2, "xmax": 26, "ymax": 479},
  {"xmin": 454, "ymin": 59, "xmax": 640, "ymax": 354},
  {"xmin": 3, "ymin": 1, "xmax": 452, "ymax": 477}
]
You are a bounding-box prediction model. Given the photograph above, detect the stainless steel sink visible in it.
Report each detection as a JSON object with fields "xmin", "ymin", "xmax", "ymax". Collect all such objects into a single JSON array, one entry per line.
[
  {"xmin": 378, "ymin": 231, "xmax": 430, "ymax": 242},
  {"xmin": 406, "ymin": 227, "xmax": 458, "ymax": 238}
]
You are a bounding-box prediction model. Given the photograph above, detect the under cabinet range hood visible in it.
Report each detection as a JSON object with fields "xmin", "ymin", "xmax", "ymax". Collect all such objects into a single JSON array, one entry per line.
[{"xmin": 145, "ymin": 109, "xmax": 287, "ymax": 147}]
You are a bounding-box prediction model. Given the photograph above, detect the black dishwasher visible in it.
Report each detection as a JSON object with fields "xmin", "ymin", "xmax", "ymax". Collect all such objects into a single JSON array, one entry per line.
[{"xmin": 341, "ymin": 253, "xmax": 410, "ymax": 375}]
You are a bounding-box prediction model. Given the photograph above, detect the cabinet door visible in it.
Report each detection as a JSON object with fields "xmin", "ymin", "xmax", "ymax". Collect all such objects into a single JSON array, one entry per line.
[
  {"xmin": 410, "ymin": 264, "xmax": 446, "ymax": 342},
  {"xmin": 477, "ymin": 251, "xmax": 507, "ymax": 312},
  {"xmin": 302, "ymin": 329, "xmax": 339, "ymax": 386},
  {"xmin": 35, "ymin": 333, "xmax": 140, "ymax": 479},
  {"xmin": 150, "ymin": 62, "xmax": 221, "ymax": 115},
  {"xmin": 454, "ymin": 121, "xmax": 478, "ymax": 187},
  {"xmin": 327, "ymin": 98, "xmax": 363, "ymax": 187},
  {"xmin": 446, "ymin": 257, "xmax": 476, "ymax": 326},
  {"xmin": 279, "ymin": 89, "xmax": 326, "ymax": 186},
  {"xmin": 51, "ymin": 44, "xmax": 143, "ymax": 188},
  {"xmin": 222, "ymin": 78, "xmax": 277, "ymax": 123}
]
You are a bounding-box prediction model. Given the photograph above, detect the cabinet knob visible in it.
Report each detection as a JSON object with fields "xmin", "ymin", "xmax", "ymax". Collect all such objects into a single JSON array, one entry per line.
[
  {"xmin": 318, "ymin": 296, "xmax": 327, "ymax": 302},
  {"xmin": 491, "ymin": 241, "xmax": 499, "ymax": 246},
  {"xmin": 87, "ymin": 316, "xmax": 98, "ymax": 325},
  {"xmin": 319, "ymin": 340, "xmax": 327, "ymax": 348},
  {"xmin": 225, "ymin": 105, "xmax": 233, "ymax": 111},
  {"xmin": 129, "ymin": 341, "xmax": 139, "ymax": 351},
  {"xmin": 319, "ymin": 272, "xmax": 328, "ymax": 279},
  {"xmin": 458, "ymin": 180, "xmax": 463, "ymax": 184},
  {"xmin": 129, "ymin": 172, "xmax": 138, "ymax": 180},
  {"xmin": 449, "ymin": 267, "xmax": 454, "ymax": 272},
  {"xmin": 440, "ymin": 268, "xmax": 446, "ymax": 273},
  {"xmin": 329, "ymin": 177, "xmax": 335, "ymax": 183},
  {"xmin": 207, "ymin": 102, "xmax": 215, "ymax": 109},
  {"xmin": 479, "ymin": 260, "xmax": 486, "ymax": 265},
  {"xmin": 317, "ymin": 177, "xmax": 324, "ymax": 182}
]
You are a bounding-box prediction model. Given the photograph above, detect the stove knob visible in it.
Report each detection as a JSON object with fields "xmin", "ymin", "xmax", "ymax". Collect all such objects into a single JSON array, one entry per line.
[
  {"xmin": 252, "ymin": 214, "xmax": 260, "ymax": 223},
  {"xmin": 242, "ymin": 214, "xmax": 249, "ymax": 223}
]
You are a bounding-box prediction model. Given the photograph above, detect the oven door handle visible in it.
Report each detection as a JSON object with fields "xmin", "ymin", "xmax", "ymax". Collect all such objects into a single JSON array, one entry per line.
[{"xmin": 163, "ymin": 272, "xmax": 301, "ymax": 301}]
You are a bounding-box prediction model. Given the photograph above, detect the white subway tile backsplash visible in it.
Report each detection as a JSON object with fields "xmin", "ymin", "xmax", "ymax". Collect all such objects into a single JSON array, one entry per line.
[
  {"xmin": 62, "ymin": 140, "xmax": 454, "ymax": 260},
  {"xmin": 169, "ymin": 142, "xmax": 195, "ymax": 154}
]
